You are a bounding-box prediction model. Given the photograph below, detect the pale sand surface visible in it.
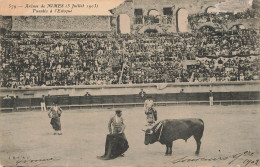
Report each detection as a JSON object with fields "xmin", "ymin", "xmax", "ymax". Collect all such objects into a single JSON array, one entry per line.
[{"xmin": 0, "ymin": 105, "xmax": 259, "ymax": 166}]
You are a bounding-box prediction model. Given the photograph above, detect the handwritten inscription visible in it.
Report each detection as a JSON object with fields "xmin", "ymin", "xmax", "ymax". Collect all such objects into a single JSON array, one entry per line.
[
  {"xmin": 171, "ymin": 151, "xmax": 259, "ymax": 166},
  {"xmin": 243, "ymin": 159, "xmax": 260, "ymax": 166},
  {"xmin": 9, "ymin": 155, "xmax": 58, "ymax": 166}
]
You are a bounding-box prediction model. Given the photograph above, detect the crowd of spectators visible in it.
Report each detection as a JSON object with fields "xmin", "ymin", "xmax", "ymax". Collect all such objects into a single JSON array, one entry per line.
[
  {"xmin": 134, "ymin": 15, "xmax": 173, "ymax": 25},
  {"xmin": 188, "ymin": 9, "xmax": 259, "ymax": 30},
  {"xmin": 1, "ymin": 11, "xmax": 260, "ymax": 88}
]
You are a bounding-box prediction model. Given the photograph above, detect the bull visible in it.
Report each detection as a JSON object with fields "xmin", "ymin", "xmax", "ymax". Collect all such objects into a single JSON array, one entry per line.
[{"xmin": 143, "ymin": 119, "xmax": 204, "ymax": 156}]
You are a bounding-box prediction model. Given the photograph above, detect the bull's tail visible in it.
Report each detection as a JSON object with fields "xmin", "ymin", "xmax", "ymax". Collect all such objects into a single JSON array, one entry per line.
[
  {"xmin": 198, "ymin": 119, "xmax": 204, "ymax": 139},
  {"xmin": 194, "ymin": 119, "xmax": 204, "ymax": 155}
]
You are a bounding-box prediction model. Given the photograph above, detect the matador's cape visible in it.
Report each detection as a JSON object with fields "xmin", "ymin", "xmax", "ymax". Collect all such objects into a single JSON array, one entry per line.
[{"xmin": 97, "ymin": 134, "xmax": 129, "ymax": 160}]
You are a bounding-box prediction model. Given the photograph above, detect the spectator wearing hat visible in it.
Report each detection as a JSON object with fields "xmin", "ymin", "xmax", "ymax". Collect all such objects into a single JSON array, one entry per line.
[
  {"xmin": 108, "ymin": 110, "xmax": 126, "ymax": 140},
  {"xmin": 209, "ymin": 90, "xmax": 214, "ymax": 106},
  {"xmin": 40, "ymin": 95, "xmax": 46, "ymax": 112},
  {"xmin": 85, "ymin": 92, "xmax": 91, "ymax": 97},
  {"xmin": 139, "ymin": 88, "xmax": 146, "ymax": 98}
]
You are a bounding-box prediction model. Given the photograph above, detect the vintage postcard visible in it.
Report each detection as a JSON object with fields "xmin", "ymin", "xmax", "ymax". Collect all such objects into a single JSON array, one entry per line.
[{"xmin": 0, "ymin": 0, "xmax": 259, "ymax": 166}]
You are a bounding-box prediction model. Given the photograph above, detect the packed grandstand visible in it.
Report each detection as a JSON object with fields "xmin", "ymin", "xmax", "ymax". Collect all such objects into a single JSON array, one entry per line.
[{"xmin": 0, "ymin": 9, "xmax": 259, "ymax": 88}]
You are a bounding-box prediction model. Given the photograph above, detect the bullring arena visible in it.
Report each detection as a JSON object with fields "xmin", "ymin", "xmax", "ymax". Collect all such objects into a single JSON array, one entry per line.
[
  {"xmin": 1, "ymin": 0, "xmax": 260, "ymax": 166},
  {"xmin": 0, "ymin": 104, "xmax": 260, "ymax": 166}
]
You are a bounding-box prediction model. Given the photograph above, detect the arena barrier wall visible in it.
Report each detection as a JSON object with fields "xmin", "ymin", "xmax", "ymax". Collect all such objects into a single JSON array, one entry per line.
[{"xmin": 0, "ymin": 81, "xmax": 260, "ymax": 111}]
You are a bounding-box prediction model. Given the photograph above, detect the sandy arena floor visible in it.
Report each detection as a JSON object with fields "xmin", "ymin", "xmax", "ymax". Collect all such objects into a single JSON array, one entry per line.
[{"xmin": 0, "ymin": 104, "xmax": 260, "ymax": 167}]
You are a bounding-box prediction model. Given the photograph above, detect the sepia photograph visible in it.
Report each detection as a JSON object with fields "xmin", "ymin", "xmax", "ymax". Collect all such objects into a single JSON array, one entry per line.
[{"xmin": 0, "ymin": 0, "xmax": 259, "ymax": 166}]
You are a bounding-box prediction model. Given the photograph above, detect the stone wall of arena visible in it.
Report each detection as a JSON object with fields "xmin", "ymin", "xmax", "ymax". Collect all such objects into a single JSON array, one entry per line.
[
  {"xmin": 6, "ymin": 0, "xmax": 258, "ymax": 33},
  {"xmin": 0, "ymin": 81, "xmax": 259, "ymax": 111},
  {"xmin": 11, "ymin": 16, "xmax": 111, "ymax": 32},
  {"xmin": 110, "ymin": 0, "xmax": 225, "ymax": 33}
]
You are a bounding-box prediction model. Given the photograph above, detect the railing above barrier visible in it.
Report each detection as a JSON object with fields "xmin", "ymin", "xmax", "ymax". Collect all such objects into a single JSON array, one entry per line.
[
  {"xmin": 0, "ymin": 90, "xmax": 259, "ymax": 110},
  {"xmin": 1, "ymin": 100, "xmax": 260, "ymax": 112},
  {"xmin": 1, "ymin": 80, "xmax": 260, "ymax": 92}
]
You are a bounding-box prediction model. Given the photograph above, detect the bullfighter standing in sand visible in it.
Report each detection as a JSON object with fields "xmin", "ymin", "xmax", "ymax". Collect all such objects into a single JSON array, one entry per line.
[{"xmin": 144, "ymin": 96, "xmax": 157, "ymax": 126}]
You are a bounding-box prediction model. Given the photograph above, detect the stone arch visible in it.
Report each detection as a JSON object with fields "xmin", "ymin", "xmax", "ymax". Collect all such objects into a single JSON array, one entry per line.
[
  {"xmin": 138, "ymin": 25, "xmax": 164, "ymax": 33},
  {"xmin": 198, "ymin": 22, "xmax": 229, "ymax": 31},
  {"xmin": 147, "ymin": 9, "xmax": 160, "ymax": 16},
  {"xmin": 204, "ymin": 6, "xmax": 216, "ymax": 13},
  {"xmin": 146, "ymin": 9, "xmax": 161, "ymax": 24},
  {"xmin": 144, "ymin": 29, "xmax": 158, "ymax": 33},
  {"xmin": 117, "ymin": 14, "xmax": 131, "ymax": 34},
  {"xmin": 176, "ymin": 8, "xmax": 189, "ymax": 32},
  {"xmin": 229, "ymin": 24, "xmax": 246, "ymax": 30},
  {"xmin": 199, "ymin": 25, "xmax": 216, "ymax": 32}
]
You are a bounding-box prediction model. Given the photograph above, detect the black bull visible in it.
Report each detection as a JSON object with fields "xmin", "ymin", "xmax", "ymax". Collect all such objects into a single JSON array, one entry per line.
[{"xmin": 143, "ymin": 119, "xmax": 204, "ymax": 155}]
